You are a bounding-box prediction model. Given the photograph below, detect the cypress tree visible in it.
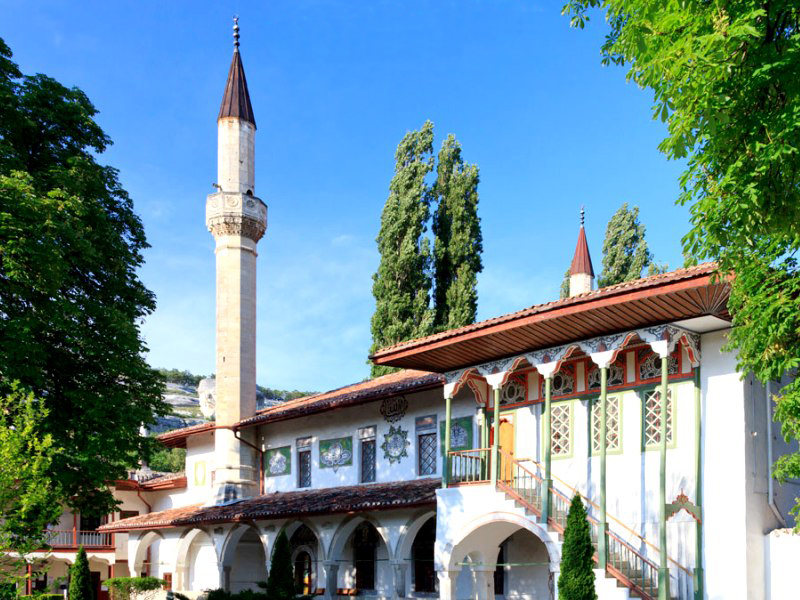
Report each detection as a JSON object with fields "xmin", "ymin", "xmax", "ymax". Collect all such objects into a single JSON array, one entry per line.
[
  {"xmin": 266, "ymin": 531, "xmax": 295, "ymax": 599},
  {"xmin": 432, "ymin": 135, "xmax": 482, "ymax": 331},
  {"xmin": 69, "ymin": 546, "xmax": 93, "ymax": 600},
  {"xmin": 559, "ymin": 268, "xmax": 570, "ymax": 299},
  {"xmin": 369, "ymin": 122, "xmax": 435, "ymax": 377},
  {"xmin": 597, "ymin": 204, "xmax": 664, "ymax": 287},
  {"xmin": 558, "ymin": 495, "xmax": 597, "ymax": 600}
]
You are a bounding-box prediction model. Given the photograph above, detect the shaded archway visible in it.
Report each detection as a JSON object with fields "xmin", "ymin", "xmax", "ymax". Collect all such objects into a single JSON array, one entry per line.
[
  {"xmin": 175, "ymin": 528, "xmax": 219, "ymax": 592},
  {"xmin": 130, "ymin": 530, "xmax": 164, "ymax": 577},
  {"xmin": 444, "ymin": 514, "xmax": 557, "ymax": 599},
  {"xmin": 220, "ymin": 524, "xmax": 267, "ymax": 593},
  {"xmin": 411, "ymin": 517, "xmax": 436, "ymax": 594},
  {"xmin": 330, "ymin": 518, "xmax": 392, "ymax": 595},
  {"xmin": 288, "ymin": 523, "xmax": 320, "ymax": 596}
]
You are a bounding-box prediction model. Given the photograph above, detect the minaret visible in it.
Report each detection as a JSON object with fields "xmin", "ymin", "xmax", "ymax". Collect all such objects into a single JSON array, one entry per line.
[
  {"xmin": 569, "ymin": 207, "xmax": 594, "ymax": 297},
  {"xmin": 206, "ymin": 17, "xmax": 267, "ymax": 503}
]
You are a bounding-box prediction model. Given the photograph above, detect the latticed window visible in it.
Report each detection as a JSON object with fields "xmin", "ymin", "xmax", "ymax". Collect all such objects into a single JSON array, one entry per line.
[
  {"xmin": 591, "ymin": 395, "xmax": 621, "ymax": 453},
  {"xmin": 298, "ymin": 449, "xmax": 312, "ymax": 488},
  {"xmin": 643, "ymin": 389, "xmax": 674, "ymax": 447},
  {"xmin": 418, "ymin": 432, "xmax": 437, "ymax": 475},
  {"xmin": 550, "ymin": 403, "xmax": 572, "ymax": 456},
  {"xmin": 361, "ymin": 439, "xmax": 376, "ymax": 483}
]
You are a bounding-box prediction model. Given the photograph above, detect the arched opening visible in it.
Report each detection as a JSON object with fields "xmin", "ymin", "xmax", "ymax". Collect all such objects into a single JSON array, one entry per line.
[
  {"xmin": 289, "ymin": 524, "xmax": 319, "ymax": 596},
  {"xmin": 447, "ymin": 518, "xmax": 555, "ymax": 599},
  {"xmin": 229, "ymin": 529, "xmax": 266, "ymax": 593},
  {"xmin": 353, "ymin": 523, "xmax": 379, "ymax": 591},
  {"xmin": 182, "ymin": 530, "xmax": 218, "ymax": 592},
  {"xmin": 411, "ymin": 517, "xmax": 436, "ymax": 593}
]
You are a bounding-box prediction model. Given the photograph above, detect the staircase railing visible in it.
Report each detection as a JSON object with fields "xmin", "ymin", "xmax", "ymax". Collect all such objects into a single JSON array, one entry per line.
[{"xmin": 448, "ymin": 450, "xmax": 694, "ymax": 600}]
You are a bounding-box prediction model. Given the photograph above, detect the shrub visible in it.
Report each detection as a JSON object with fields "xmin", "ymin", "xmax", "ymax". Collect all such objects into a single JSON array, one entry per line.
[
  {"xmin": 104, "ymin": 577, "xmax": 164, "ymax": 600},
  {"xmin": 266, "ymin": 531, "xmax": 294, "ymax": 599},
  {"xmin": 558, "ymin": 495, "xmax": 597, "ymax": 600},
  {"xmin": 69, "ymin": 547, "xmax": 93, "ymax": 600}
]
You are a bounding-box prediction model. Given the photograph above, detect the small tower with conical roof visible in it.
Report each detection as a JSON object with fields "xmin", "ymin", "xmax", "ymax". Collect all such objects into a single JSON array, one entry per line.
[
  {"xmin": 206, "ymin": 17, "xmax": 267, "ymax": 503},
  {"xmin": 569, "ymin": 207, "xmax": 594, "ymax": 297}
]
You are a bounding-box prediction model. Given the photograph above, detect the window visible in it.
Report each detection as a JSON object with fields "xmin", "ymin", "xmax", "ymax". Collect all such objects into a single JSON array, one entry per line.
[
  {"xmin": 162, "ymin": 573, "xmax": 172, "ymax": 591},
  {"xmin": 550, "ymin": 402, "xmax": 572, "ymax": 457},
  {"xmin": 297, "ymin": 437, "xmax": 312, "ymax": 488},
  {"xmin": 119, "ymin": 510, "xmax": 139, "ymax": 521},
  {"xmin": 588, "ymin": 362, "xmax": 625, "ymax": 390},
  {"xmin": 643, "ymin": 389, "xmax": 674, "ymax": 448},
  {"xmin": 500, "ymin": 373, "xmax": 526, "ymax": 406},
  {"xmin": 416, "ymin": 416, "xmax": 437, "ymax": 476},
  {"xmin": 359, "ymin": 426, "xmax": 376, "ymax": 483},
  {"xmin": 638, "ymin": 348, "xmax": 679, "ymax": 381},
  {"xmin": 591, "ymin": 395, "xmax": 621, "ymax": 454}
]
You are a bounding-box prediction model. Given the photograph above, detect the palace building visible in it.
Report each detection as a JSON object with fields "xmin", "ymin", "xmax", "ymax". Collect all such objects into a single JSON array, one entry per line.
[{"xmin": 30, "ymin": 20, "xmax": 799, "ymax": 600}]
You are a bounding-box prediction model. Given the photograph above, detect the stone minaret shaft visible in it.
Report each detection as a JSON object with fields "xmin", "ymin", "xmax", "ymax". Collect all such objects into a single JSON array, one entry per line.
[{"xmin": 206, "ymin": 19, "xmax": 266, "ymax": 501}]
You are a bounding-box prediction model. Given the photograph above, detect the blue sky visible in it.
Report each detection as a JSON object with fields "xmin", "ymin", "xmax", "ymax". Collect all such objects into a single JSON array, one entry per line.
[{"xmin": 2, "ymin": 1, "xmax": 689, "ymax": 393}]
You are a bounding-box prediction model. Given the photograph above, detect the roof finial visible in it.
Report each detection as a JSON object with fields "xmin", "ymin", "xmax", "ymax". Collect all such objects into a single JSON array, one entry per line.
[
  {"xmin": 580, "ymin": 205, "xmax": 585, "ymax": 227},
  {"xmin": 233, "ymin": 16, "xmax": 240, "ymax": 50}
]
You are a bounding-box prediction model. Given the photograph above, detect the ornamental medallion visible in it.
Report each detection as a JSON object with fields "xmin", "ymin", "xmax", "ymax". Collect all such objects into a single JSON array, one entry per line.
[
  {"xmin": 319, "ymin": 437, "xmax": 353, "ymax": 472},
  {"xmin": 381, "ymin": 425, "xmax": 410, "ymax": 463},
  {"xmin": 380, "ymin": 396, "xmax": 408, "ymax": 423}
]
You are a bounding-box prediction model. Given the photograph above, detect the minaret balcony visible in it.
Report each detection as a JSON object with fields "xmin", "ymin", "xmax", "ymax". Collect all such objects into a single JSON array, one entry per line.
[{"xmin": 205, "ymin": 191, "xmax": 267, "ymax": 241}]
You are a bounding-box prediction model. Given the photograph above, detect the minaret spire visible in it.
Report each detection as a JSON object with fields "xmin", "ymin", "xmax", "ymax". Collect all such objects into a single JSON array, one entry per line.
[
  {"xmin": 218, "ymin": 16, "xmax": 255, "ymax": 126},
  {"xmin": 233, "ymin": 15, "xmax": 240, "ymax": 50},
  {"xmin": 569, "ymin": 206, "xmax": 594, "ymax": 297}
]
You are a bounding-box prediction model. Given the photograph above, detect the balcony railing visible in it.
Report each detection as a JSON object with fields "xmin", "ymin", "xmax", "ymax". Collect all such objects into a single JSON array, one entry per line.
[
  {"xmin": 448, "ymin": 448, "xmax": 492, "ymax": 484},
  {"xmin": 44, "ymin": 530, "xmax": 113, "ymax": 548}
]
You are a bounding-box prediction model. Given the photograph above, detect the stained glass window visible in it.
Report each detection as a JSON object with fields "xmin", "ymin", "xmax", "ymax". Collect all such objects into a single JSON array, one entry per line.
[
  {"xmin": 591, "ymin": 395, "xmax": 621, "ymax": 453},
  {"xmin": 588, "ymin": 362, "xmax": 625, "ymax": 390},
  {"xmin": 638, "ymin": 349, "xmax": 679, "ymax": 381},
  {"xmin": 551, "ymin": 403, "xmax": 572, "ymax": 456},
  {"xmin": 418, "ymin": 433, "xmax": 437, "ymax": 475},
  {"xmin": 643, "ymin": 389, "xmax": 674, "ymax": 447}
]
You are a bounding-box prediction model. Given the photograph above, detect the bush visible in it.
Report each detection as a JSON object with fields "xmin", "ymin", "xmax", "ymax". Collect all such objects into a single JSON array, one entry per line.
[
  {"xmin": 558, "ymin": 495, "xmax": 597, "ymax": 600},
  {"xmin": 69, "ymin": 547, "xmax": 93, "ymax": 600},
  {"xmin": 104, "ymin": 577, "xmax": 164, "ymax": 600},
  {"xmin": 266, "ymin": 531, "xmax": 295, "ymax": 599}
]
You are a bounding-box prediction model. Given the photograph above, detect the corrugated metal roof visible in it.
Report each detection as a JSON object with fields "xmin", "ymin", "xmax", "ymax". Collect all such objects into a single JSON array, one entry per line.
[{"xmin": 570, "ymin": 226, "xmax": 594, "ymax": 277}]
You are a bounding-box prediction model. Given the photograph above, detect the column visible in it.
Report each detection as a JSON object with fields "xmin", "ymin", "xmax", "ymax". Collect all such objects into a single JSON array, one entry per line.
[
  {"xmin": 693, "ymin": 367, "xmax": 704, "ymax": 600},
  {"xmin": 658, "ymin": 347, "xmax": 670, "ymax": 600},
  {"xmin": 472, "ymin": 566, "xmax": 495, "ymax": 600},
  {"xmin": 443, "ymin": 393, "xmax": 452, "ymax": 486},
  {"xmin": 482, "ymin": 405, "xmax": 490, "ymax": 480},
  {"xmin": 392, "ymin": 562, "xmax": 407, "ymax": 599},
  {"xmin": 490, "ymin": 385, "xmax": 501, "ymax": 485},
  {"xmin": 437, "ymin": 570, "xmax": 460, "ymax": 600},
  {"xmin": 323, "ymin": 562, "xmax": 339, "ymax": 600},
  {"xmin": 542, "ymin": 375, "xmax": 553, "ymax": 524},
  {"xmin": 598, "ymin": 364, "xmax": 608, "ymax": 570}
]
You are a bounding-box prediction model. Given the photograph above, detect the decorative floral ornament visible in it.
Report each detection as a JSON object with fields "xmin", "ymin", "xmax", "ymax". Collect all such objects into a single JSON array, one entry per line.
[
  {"xmin": 319, "ymin": 437, "xmax": 353, "ymax": 472},
  {"xmin": 381, "ymin": 425, "xmax": 410, "ymax": 463}
]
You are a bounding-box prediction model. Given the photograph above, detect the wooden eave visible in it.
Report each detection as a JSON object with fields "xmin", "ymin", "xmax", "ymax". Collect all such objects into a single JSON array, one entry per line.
[{"xmin": 371, "ymin": 265, "xmax": 730, "ymax": 373}]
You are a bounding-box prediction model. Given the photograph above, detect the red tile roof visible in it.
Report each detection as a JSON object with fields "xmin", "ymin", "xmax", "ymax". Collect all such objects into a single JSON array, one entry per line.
[
  {"xmin": 570, "ymin": 226, "xmax": 594, "ymax": 277},
  {"xmin": 157, "ymin": 422, "xmax": 216, "ymax": 449},
  {"xmin": 371, "ymin": 263, "xmax": 730, "ymax": 372},
  {"xmin": 99, "ymin": 479, "xmax": 439, "ymax": 531}
]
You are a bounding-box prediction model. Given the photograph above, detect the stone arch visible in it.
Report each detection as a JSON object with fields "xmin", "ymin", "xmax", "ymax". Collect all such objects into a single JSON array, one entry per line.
[
  {"xmin": 280, "ymin": 519, "xmax": 326, "ymax": 562},
  {"xmin": 284, "ymin": 521, "xmax": 324, "ymax": 595},
  {"xmin": 394, "ymin": 509, "xmax": 436, "ymax": 564},
  {"xmin": 444, "ymin": 511, "xmax": 559, "ymax": 572},
  {"xmin": 327, "ymin": 515, "xmax": 392, "ymax": 562},
  {"xmin": 131, "ymin": 530, "xmax": 165, "ymax": 577},
  {"xmin": 220, "ymin": 523, "xmax": 268, "ymax": 593},
  {"xmin": 174, "ymin": 527, "xmax": 218, "ymax": 591}
]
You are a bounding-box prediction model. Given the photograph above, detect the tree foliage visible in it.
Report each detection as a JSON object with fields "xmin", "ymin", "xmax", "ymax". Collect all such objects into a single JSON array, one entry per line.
[
  {"xmin": 598, "ymin": 203, "xmax": 663, "ymax": 287},
  {"xmin": 147, "ymin": 445, "xmax": 186, "ymax": 473},
  {"xmin": 0, "ymin": 386, "xmax": 61, "ymax": 589},
  {"xmin": 558, "ymin": 495, "xmax": 597, "ymax": 600},
  {"xmin": 370, "ymin": 122, "xmax": 436, "ymax": 377},
  {"xmin": 562, "ymin": 2, "xmax": 800, "ymax": 523},
  {"xmin": 69, "ymin": 548, "xmax": 93, "ymax": 600},
  {"xmin": 104, "ymin": 577, "xmax": 164, "ymax": 600},
  {"xmin": 0, "ymin": 38, "xmax": 166, "ymax": 517},
  {"xmin": 266, "ymin": 531, "xmax": 295, "ymax": 599},
  {"xmin": 433, "ymin": 134, "xmax": 483, "ymax": 331},
  {"xmin": 370, "ymin": 123, "xmax": 483, "ymax": 375}
]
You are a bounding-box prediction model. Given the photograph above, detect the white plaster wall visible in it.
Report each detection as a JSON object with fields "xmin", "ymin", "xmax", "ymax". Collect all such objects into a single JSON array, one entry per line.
[
  {"xmin": 765, "ymin": 529, "xmax": 800, "ymax": 599},
  {"xmin": 504, "ymin": 528, "xmax": 550, "ymax": 599},
  {"xmin": 701, "ymin": 329, "xmax": 749, "ymax": 600},
  {"xmin": 260, "ymin": 387, "xmax": 477, "ymax": 493},
  {"xmin": 188, "ymin": 541, "xmax": 219, "ymax": 592},
  {"xmin": 230, "ymin": 531, "xmax": 266, "ymax": 592}
]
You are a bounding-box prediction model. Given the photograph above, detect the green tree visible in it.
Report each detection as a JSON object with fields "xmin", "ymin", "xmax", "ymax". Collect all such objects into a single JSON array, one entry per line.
[
  {"xmin": 0, "ymin": 38, "xmax": 166, "ymax": 517},
  {"xmin": 266, "ymin": 531, "xmax": 295, "ymax": 599},
  {"xmin": 69, "ymin": 547, "xmax": 93, "ymax": 600},
  {"xmin": 558, "ymin": 495, "xmax": 597, "ymax": 600},
  {"xmin": 597, "ymin": 203, "xmax": 664, "ymax": 287},
  {"xmin": 369, "ymin": 122, "xmax": 435, "ymax": 377},
  {"xmin": 559, "ymin": 268, "xmax": 570, "ymax": 299},
  {"xmin": 432, "ymin": 134, "xmax": 483, "ymax": 331},
  {"xmin": 147, "ymin": 445, "xmax": 186, "ymax": 473},
  {"xmin": 0, "ymin": 386, "xmax": 61, "ymax": 589},
  {"xmin": 562, "ymin": 2, "xmax": 800, "ymax": 523}
]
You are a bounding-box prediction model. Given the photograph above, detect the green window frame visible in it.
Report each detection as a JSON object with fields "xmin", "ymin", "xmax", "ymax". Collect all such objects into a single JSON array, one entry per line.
[
  {"xmin": 589, "ymin": 394, "xmax": 623, "ymax": 456},
  {"xmin": 542, "ymin": 399, "xmax": 574, "ymax": 460},
  {"xmin": 640, "ymin": 386, "xmax": 677, "ymax": 450}
]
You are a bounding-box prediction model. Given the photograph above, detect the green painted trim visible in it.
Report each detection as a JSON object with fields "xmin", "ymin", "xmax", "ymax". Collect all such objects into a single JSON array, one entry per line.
[
  {"xmin": 541, "ymin": 398, "xmax": 575, "ymax": 460},
  {"xmin": 640, "ymin": 384, "xmax": 680, "ymax": 451},
  {"xmin": 443, "ymin": 394, "xmax": 452, "ymax": 486},
  {"xmin": 491, "ymin": 386, "xmax": 501, "ymax": 485},
  {"xmin": 588, "ymin": 394, "xmax": 624, "ymax": 457},
  {"xmin": 658, "ymin": 353, "xmax": 670, "ymax": 600},
  {"xmin": 598, "ymin": 365, "xmax": 608, "ymax": 571},
  {"xmin": 542, "ymin": 375, "xmax": 553, "ymax": 526},
  {"xmin": 694, "ymin": 366, "xmax": 704, "ymax": 600}
]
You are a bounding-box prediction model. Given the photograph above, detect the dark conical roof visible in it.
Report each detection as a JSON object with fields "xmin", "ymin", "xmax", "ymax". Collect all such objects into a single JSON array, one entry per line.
[
  {"xmin": 569, "ymin": 225, "xmax": 594, "ymax": 277},
  {"xmin": 218, "ymin": 49, "xmax": 256, "ymax": 127}
]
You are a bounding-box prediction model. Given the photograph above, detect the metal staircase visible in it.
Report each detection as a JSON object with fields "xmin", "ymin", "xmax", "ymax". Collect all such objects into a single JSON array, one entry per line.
[{"xmin": 449, "ymin": 449, "xmax": 693, "ymax": 600}]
